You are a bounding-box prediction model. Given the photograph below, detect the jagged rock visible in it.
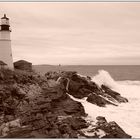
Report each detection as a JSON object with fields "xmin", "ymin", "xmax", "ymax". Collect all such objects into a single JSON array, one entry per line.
[
  {"xmin": 47, "ymin": 128, "xmax": 62, "ymax": 138},
  {"xmin": 30, "ymin": 131, "xmax": 48, "ymax": 138},
  {"xmin": 0, "ymin": 69, "xmax": 131, "ymax": 138},
  {"xmin": 68, "ymin": 82, "xmax": 92, "ymax": 99},
  {"xmin": 67, "ymin": 73, "xmax": 100, "ymax": 98},
  {"xmin": 115, "ymin": 95, "xmax": 128, "ymax": 103},
  {"xmin": 4, "ymin": 115, "xmax": 15, "ymax": 122},
  {"xmin": 69, "ymin": 117, "xmax": 88, "ymax": 130},
  {"xmin": 57, "ymin": 116, "xmax": 88, "ymax": 130},
  {"xmin": 80, "ymin": 116, "xmax": 132, "ymax": 138},
  {"xmin": 4, "ymin": 126, "xmax": 33, "ymax": 138},
  {"xmin": 101, "ymin": 85, "xmax": 120, "ymax": 97},
  {"xmin": 101, "ymin": 85, "xmax": 128, "ymax": 103},
  {"xmin": 96, "ymin": 116, "xmax": 107, "ymax": 125},
  {"xmin": 45, "ymin": 71, "xmax": 60, "ymax": 80},
  {"xmin": 86, "ymin": 93, "xmax": 118, "ymax": 107},
  {"xmin": 0, "ymin": 118, "xmax": 22, "ymax": 137},
  {"xmin": 96, "ymin": 121, "xmax": 131, "ymax": 138},
  {"xmin": 58, "ymin": 71, "xmax": 128, "ymax": 106},
  {"xmin": 68, "ymin": 80, "xmax": 83, "ymax": 95},
  {"xmin": 51, "ymin": 96, "xmax": 86, "ymax": 116},
  {"xmin": 58, "ymin": 123, "xmax": 77, "ymax": 138}
]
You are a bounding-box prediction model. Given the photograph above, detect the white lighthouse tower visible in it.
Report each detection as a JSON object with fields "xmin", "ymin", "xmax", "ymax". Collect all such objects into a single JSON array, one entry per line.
[{"xmin": 0, "ymin": 14, "xmax": 13, "ymax": 69}]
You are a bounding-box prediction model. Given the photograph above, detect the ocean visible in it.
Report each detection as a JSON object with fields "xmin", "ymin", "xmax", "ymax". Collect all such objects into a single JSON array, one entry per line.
[
  {"xmin": 34, "ymin": 65, "xmax": 140, "ymax": 81},
  {"xmin": 34, "ymin": 65, "xmax": 140, "ymax": 138}
]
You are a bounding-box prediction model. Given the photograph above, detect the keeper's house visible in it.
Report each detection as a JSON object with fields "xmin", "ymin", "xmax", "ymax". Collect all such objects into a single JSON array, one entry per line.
[{"xmin": 14, "ymin": 60, "xmax": 32, "ymax": 71}]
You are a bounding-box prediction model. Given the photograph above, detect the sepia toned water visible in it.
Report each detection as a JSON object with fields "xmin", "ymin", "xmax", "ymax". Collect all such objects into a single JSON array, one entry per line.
[
  {"xmin": 34, "ymin": 65, "xmax": 140, "ymax": 138},
  {"xmin": 88, "ymin": 70, "xmax": 140, "ymax": 138},
  {"xmin": 34, "ymin": 65, "xmax": 140, "ymax": 81}
]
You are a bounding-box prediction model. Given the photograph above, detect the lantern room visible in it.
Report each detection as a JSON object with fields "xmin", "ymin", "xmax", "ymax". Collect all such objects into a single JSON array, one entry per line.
[{"xmin": 0, "ymin": 14, "xmax": 10, "ymax": 31}]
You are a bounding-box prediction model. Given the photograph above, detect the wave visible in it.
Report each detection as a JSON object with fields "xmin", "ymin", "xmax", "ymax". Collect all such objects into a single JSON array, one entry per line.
[
  {"xmin": 91, "ymin": 70, "xmax": 119, "ymax": 90},
  {"xmin": 117, "ymin": 80, "xmax": 140, "ymax": 86},
  {"xmin": 91, "ymin": 70, "xmax": 140, "ymax": 99},
  {"xmin": 72, "ymin": 70, "xmax": 140, "ymax": 138}
]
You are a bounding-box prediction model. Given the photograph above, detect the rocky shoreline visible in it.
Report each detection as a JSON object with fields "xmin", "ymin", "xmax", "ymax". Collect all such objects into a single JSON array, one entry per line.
[{"xmin": 0, "ymin": 69, "xmax": 131, "ymax": 138}]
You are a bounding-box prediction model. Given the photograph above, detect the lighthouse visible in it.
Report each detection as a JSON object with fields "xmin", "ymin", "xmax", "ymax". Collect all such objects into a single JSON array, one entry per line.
[{"xmin": 0, "ymin": 14, "xmax": 13, "ymax": 69}]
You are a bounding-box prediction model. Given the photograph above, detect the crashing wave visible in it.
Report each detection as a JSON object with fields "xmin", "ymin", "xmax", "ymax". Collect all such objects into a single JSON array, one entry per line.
[
  {"xmin": 77, "ymin": 70, "xmax": 140, "ymax": 138},
  {"xmin": 91, "ymin": 70, "xmax": 119, "ymax": 90}
]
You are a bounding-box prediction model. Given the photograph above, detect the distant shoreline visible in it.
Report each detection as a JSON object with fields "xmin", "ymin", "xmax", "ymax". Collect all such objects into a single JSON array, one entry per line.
[
  {"xmin": 33, "ymin": 65, "xmax": 140, "ymax": 81},
  {"xmin": 33, "ymin": 64, "xmax": 140, "ymax": 66}
]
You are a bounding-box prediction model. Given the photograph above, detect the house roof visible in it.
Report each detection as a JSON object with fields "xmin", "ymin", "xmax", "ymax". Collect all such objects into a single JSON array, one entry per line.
[
  {"xmin": 14, "ymin": 60, "xmax": 32, "ymax": 65},
  {"xmin": 0, "ymin": 60, "xmax": 7, "ymax": 65}
]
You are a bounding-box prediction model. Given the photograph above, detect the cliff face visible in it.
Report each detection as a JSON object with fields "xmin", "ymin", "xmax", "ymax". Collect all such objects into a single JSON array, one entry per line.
[{"xmin": 0, "ymin": 69, "xmax": 131, "ymax": 138}]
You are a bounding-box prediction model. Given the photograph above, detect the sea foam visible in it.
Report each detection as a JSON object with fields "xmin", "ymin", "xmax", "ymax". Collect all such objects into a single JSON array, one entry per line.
[{"xmin": 69, "ymin": 70, "xmax": 140, "ymax": 138}]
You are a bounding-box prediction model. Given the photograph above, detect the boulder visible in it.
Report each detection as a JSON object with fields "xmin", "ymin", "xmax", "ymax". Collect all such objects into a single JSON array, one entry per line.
[
  {"xmin": 96, "ymin": 116, "xmax": 107, "ymax": 125},
  {"xmin": 57, "ymin": 116, "xmax": 88, "ymax": 130},
  {"xmin": 80, "ymin": 116, "xmax": 132, "ymax": 138},
  {"xmin": 4, "ymin": 126, "xmax": 33, "ymax": 138},
  {"xmin": 115, "ymin": 95, "xmax": 128, "ymax": 103},
  {"xmin": 97, "ymin": 121, "xmax": 131, "ymax": 138},
  {"xmin": 47, "ymin": 128, "xmax": 62, "ymax": 138},
  {"xmin": 101, "ymin": 85, "xmax": 128, "ymax": 103},
  {"xmin": 86, "ymin": 93, "xmax": 118, "ymax": 107},
  {"xmin": 51, "ymin": 97, "xmax": 86, "ymax": 116},
  {"xmin": 58, "ymin": 123, "xmax": 77, "ymax": 138}
]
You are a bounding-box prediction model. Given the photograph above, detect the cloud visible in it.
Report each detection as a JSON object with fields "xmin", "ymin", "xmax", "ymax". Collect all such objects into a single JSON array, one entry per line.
[{"xmin": 1, "ymin": 2, "xmax": 140, "ymax": 64}]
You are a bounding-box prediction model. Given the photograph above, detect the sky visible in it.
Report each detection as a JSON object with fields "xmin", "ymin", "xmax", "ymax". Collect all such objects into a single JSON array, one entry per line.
[{"xmin": 1, "ymin": 2, "xmax": 140, "ymax": 65}]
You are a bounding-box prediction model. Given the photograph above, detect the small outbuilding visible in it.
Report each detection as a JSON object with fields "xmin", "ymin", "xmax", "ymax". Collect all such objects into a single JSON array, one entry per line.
[
  {"xmin": 14, "ymin": 60, "xmax": 32, "ymax": 71},
  {"xmin": 0, "ymin": 60, "xmax": 7, "ymax": 69}
]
